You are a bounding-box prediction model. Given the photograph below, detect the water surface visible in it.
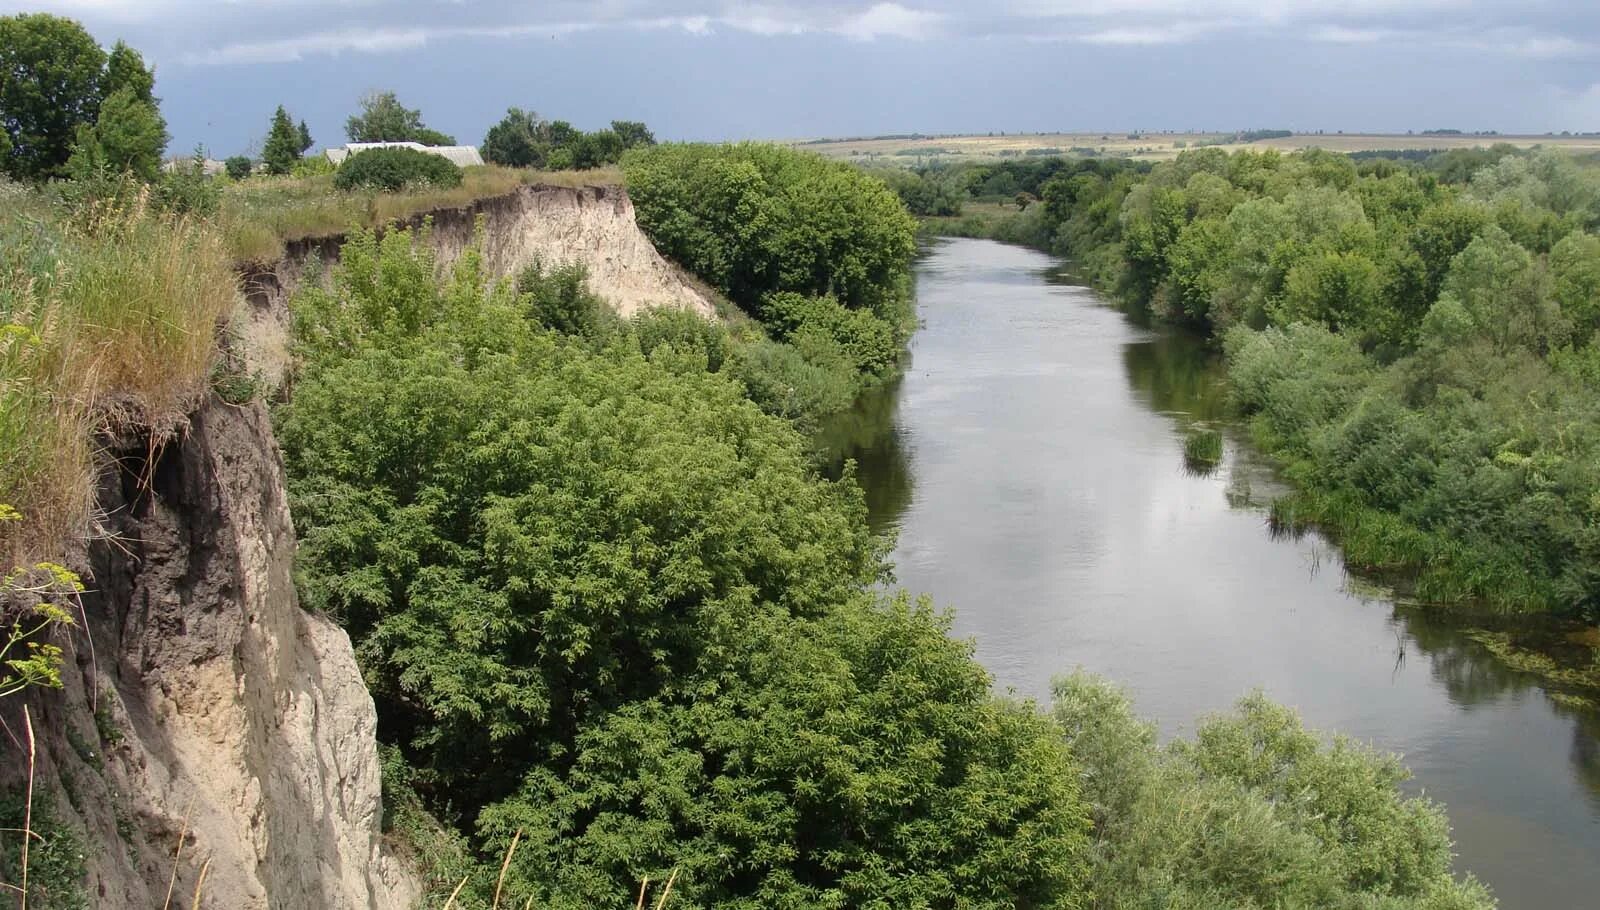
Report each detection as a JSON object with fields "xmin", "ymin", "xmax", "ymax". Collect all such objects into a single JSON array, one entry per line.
[{"xmin": 823, "ymin": 238, "xmax": 1600, "ymax": 909}]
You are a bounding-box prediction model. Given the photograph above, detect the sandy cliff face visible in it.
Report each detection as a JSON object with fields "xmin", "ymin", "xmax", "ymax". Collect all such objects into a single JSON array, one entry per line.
[
  {"xmin": 240, "ymin": 183, "xmax": 715, "ymax": 391},
  {"xmin": 3, "ymin": 398, "xmax": 418, "ymax": 909}
]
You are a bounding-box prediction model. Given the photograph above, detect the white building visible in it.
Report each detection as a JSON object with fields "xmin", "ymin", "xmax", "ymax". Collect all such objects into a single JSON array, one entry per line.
[{"xmin": 325, "ymin": 142, "xmax": 485, "ymax": 168}]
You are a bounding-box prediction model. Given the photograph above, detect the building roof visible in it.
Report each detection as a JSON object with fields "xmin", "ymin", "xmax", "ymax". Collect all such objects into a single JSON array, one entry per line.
[{"xmin": 325, "ymin": 142, "xmax": 485, "ymax": 168}]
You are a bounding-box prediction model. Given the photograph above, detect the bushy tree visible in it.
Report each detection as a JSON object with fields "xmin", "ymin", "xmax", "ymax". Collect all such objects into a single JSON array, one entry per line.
[
  {"xmin": 70, "ymin": 86, "xmax": 167, "ymax": 181},
  {"xmin": 482, "ymin": 107, "xmax": 544, "ymax": 168},
  {"xmin": 1432, "ymin": 224, "xmax": 1565, "ymax": 355},
  {"xmin": 0, "ymin": 13, "xmax": 107, "ymax": 179},
  {"xmin": 224, "ymin": 155, "xmax": 253, "ymax": 180},
  {"xmin": 262, "ymin": 105, "xmax": 302, "ymax": 175},
  {"xmin": 625, "ymin": 143, "xmax": 918, "ymax": 329},
  {"xmin": 610, "ymin": 119, "xmax": 655, "ymax": 150},
  {"xmin": 345, "ymin": 90, "xmax": 454, "ymax": 144},
  {"xmin": 297, "ymin": 119, "xmax": 314, "ymax": 154}
]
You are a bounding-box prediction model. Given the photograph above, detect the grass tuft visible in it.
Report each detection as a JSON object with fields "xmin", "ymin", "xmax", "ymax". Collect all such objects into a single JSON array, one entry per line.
[{"xmin": 1182, "ymin": 427, "xmax": 1223, "ymax": 473}]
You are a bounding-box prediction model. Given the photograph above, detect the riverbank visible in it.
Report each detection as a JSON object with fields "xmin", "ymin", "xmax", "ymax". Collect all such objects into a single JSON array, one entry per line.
[{"xmin": 829, "ymin": 237, "xmax": 1600, "ymax": 908}]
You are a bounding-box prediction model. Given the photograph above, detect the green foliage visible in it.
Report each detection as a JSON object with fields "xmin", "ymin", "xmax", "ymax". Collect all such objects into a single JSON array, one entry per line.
[
  {"xmin": 297, "ymin": 119, "xmax": 314, "ymax": 154},
  {"xmin": 1053, "ymin": 672, "xmax": 1495, "ymax": 910},
  {"xmin": 278, "ymin": 225, "xmax": 1095, "ymax": 908},
  {"xmin": 625, "ymin": 143, "xmax": 917, "ymax": 424},
  {"xmin": 0, "ymin": 791, "xmax": 87, "ymax": 910},
  {"xmin": 345, "ymin": 90, "xmax": 453, "ymax": 144},
  {"xmin": 0, "ymin": 13, "xmax": 106, "ymax": 180},
  {"xmin": 631, "ymin": 308, "xmax": 732, "ymax": 373},
  {"xmin": 102, "ymin": 40, "xmax": 154, "ymax": 105},
  {"xmin": 332, "ymin": 146, "xmax": 462, "ymax": 192},
  {"xmin": 1182, "ymin": 428, "xmax": 1222, "ymax": 471},
  {"xmin": 152, "ymin": 150, "xmax": 220, "ymax": 215},
  {"xmin": 516, "ymin": 260, "xmax": 619, "ymax": 339},
  {"xmin": 224, "ymin": 155, "xmax": 253, "ymax": 180},
  {"xmin": 69, "ymin": 86, "xmax": 167, "ymax": 182},
  {"xmin": 625, "ymin": 143, "xmax": 917, "ymax": 329},
  {"xmin": 481, "ymin": 597, "xmax": 1090, "ymax": 910},
  {"xmin": 262, "ymin": 105, "xmax": 303, "ymax": 176},
  {"xmin": 483, "ymin": 108, "xmax": 653, "ymax": 170}
]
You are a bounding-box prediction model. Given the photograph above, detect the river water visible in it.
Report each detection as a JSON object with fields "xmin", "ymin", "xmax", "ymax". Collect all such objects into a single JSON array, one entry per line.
[{"xmin": 821, "ymin": 238, "xmax": 1600, "ymax": 909}]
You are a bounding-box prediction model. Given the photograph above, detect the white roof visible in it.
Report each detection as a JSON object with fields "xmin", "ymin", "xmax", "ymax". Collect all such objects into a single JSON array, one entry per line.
[{"xmin": 325, "ymin": 142, "xmax": 485, "ymax": 168}]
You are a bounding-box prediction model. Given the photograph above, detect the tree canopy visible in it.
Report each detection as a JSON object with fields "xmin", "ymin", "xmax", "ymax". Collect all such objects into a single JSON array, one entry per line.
[
  {"xmin": 0, "ymin": 14, "xmax": 109, "ymax": 179},
  {"xmin": 345, "ymin": 90, "xmax": 455, "ymax": 145}
]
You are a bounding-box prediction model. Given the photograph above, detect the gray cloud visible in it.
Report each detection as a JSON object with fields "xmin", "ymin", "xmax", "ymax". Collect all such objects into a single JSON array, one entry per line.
[{"xmin": 7, "ymin": 0, "xmax": 1596, "ymax": 65}]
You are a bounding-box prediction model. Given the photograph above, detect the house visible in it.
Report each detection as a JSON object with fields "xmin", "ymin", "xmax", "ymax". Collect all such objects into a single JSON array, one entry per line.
[{"xmin": 324, "ymin": 142, "xmax": 485, "ymax": 168}]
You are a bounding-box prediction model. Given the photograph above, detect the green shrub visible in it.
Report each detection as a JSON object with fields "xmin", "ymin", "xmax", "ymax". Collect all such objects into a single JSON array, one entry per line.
[
  {"xmin": 1053, "ymin": 672, "xmax": 1495, "ymax": 910},
  {"xmin": 516, "ymin": 260, "xmax": 618, "ymax": 339},
  {"xmin": 224, "ymin": 155, "xmax": 252, "ymax": 180},
  {"xmin": 630, "ymin": 307, "xmax": 732, "ymax": 373},
  {"xmin": 333, "ymin": 146, "xmax": 462, "ymax": 192}
]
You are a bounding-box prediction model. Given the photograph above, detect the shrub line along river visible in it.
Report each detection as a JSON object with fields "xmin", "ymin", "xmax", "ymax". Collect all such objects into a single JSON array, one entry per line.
[{"xmin": 819, "ymin": 237, "xmax": 1600, "ymax": 909}]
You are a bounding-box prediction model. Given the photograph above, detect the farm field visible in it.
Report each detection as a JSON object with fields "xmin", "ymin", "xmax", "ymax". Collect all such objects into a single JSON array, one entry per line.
[{"xmin": 793, "ymin": 130, "xmax": 1600, "ymax": 163}]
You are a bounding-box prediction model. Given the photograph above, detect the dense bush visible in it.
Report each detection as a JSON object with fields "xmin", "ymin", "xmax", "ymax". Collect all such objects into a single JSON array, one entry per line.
[
  {"xmin": 516, "ymin": 260, "xmax": 618, "ymax": 339},
  {"xmin": 1054, "ymin": 673, "xmax": 1493, "ymax": 910},
  {"xmin": 624, "ymin": 143, "xmax": 917, "ymax": 335},
  {"xmin": 332, "ymin": 146, "xmax": 462, "ymax": 191}
]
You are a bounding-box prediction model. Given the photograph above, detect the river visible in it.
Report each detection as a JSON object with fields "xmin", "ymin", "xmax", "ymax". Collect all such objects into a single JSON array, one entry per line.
[{"xmin": 821, "ymin": 238, "xmax": 1600, "ymax": 909}]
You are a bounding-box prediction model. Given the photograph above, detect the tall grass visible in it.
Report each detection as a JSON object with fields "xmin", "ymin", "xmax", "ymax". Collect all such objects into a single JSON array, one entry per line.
[
  {"xmin": 0, "ymin": 185, "xmax": 235, "ymax": 555},
  {"xmin": 220, "ymin": 165, "xmax": 623, "ymax": 262}
]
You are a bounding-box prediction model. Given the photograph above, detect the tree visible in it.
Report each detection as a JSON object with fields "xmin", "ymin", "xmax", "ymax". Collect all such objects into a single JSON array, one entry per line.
[
  {"xmin": 1434, "ymin": 224, "xmax": 1566, "ymax": 355},
  {"xmin": 224, "ymin": 155, "xmax": 253, "ymax": 180},
  {"xmin": 571, "ymin": 129, "xmax": 622, "ymax": 169},
  {"xmin": 483, "ymin": 107, "xmax": 545, "ymax": 168},
  {"xmin": 103, "ymin": 39, "xmax": 154, "ymax": 104},
  {"xmin": 297, "ymin": 120, "xmax": 314, "ymax": 154},
  {"xmin": 0, "ymin": 13, "xmax": 107, "ymax": 179},
  {"xmin": 80, "ymin": 86, "xmax": 167, "ymax": 181},
  {"xmin": 1550, "ymin": 231, "xmax": 1600, "ymax": 340},
  {"xmin": 345, "ymin": 90, "xmax": 454, "ymax": 145},
  {"xmin": 262, "ymin": 105, "xmax": 302, "ymax": 175},
  {"xmin": 610, "ymin": 119, "xmax": 655, "ymax": 150}
]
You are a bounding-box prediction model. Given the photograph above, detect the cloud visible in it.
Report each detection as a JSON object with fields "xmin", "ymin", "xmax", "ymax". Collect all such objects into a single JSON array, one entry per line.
[
  {"xmin": 7, "ymin": 0, "xmax": 1598, "ymax": 65},
  {"xmin": 836, "ymin": 3, "xmax": 945, "ymax": 41}
]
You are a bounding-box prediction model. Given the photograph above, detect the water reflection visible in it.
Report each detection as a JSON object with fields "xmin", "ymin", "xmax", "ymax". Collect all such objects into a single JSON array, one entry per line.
[
  {"xmin": 814, "ymin": 377, "xmax": 914, "ymax": 538},
  {"xmin": 1121, "ymin": 335, "xmax": 1230, "ymax": 421}
]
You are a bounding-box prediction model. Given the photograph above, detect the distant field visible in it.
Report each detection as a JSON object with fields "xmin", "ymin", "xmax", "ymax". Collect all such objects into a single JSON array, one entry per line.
[{"xmin": 792, "ymin": 131, "xmax": 1600, "ymax": 164}]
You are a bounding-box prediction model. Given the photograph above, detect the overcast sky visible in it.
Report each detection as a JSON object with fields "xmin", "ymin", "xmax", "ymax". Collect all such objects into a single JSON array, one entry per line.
[{"xmin": 6, "ymin": 1, "xmax": 1599, "ymax": 156}]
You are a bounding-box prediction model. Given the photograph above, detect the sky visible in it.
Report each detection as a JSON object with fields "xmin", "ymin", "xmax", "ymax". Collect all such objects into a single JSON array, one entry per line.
[{"xmin": 5, "ymin": 1, "xmax": 1600, "ymax": 157}]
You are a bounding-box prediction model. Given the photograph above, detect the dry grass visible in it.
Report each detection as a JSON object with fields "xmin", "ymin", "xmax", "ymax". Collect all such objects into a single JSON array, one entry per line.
[
  {"xmin": 220, "ymin": 165, "xmax": 624, "ymax": 263},
  {"xmin": 1, "ymin": 186, "xmax": 235, "ymax": 557},
  {"xmin": 796, "ymin": 131, "xmax": 1600, "ymax": 164}
]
